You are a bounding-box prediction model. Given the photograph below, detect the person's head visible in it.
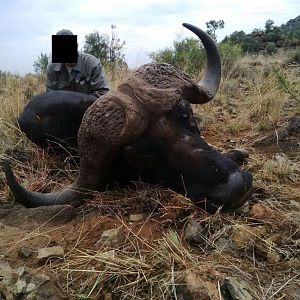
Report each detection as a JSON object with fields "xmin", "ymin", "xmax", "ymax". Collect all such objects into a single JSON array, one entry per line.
[
  {"xmin": 53, "ymin": 29, "xmax": 77, "ymax": 66},
  {"xmin": 56, "ymin": 29, "xmax": 74, "ymax": 36}
]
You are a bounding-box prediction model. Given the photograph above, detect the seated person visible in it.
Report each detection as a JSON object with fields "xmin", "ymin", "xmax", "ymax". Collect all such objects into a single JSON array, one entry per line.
[{"xmin": 46, "ymin": 29, "xmax": 109, "ymax": 99}]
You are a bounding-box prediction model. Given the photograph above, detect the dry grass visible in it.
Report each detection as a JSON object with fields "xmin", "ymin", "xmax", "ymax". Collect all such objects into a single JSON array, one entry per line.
[{"xmin": 0, "ymin": 51, "xmax": 299, "ymax": 299}]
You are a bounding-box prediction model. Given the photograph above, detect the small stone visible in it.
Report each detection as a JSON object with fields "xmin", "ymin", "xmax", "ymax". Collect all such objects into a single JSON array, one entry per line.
[
  {"xmin": 184, "ymin": 218, "xmax": 206, "ymax": 244},
  {"xmin": 0, "ymin": 266, "xmax": 68, "ymax": 300},
  {"xmin": 249, "ymin": 203, "xmax": 277, "ymax": 219},
  {"xmin": 293, "ymin": 288, "xmax": 300, "ymax": 300},
  {"xmin": 221, "ymin": 277, "xmax": 253, "ymax": 300},
  {"xmin": 104, "ymin": 292, "xmax": 113, "ymax": 300},
  {"xmin": 15, "ymin": 278, "xmax": 27, "ymax": 294},
  {"xmin": 231, "ymin": 225, "xmax": 267, "ymax": 248},
  {"xmin": 177, "ymin": 269, "xmax": 220, "ymax": 299},
  {"xmin": 25, "ymin": 282, "xmax": 37, "ymax": 293},
  {"xmin": 129, "ymin": 213, "xmax": 144, "ymax": 222},
  {"xmin": 37, "ymin": 246, "xmax": 64, "ymax": 263},
  {"xmin": 214, "ymin": 237, "xmax": 235, "ymax": 251},
  {"xmin": 97, "ymin": 250, "xmax": 115, "ymax": 259},
  {"xmin": 235, "ymin": 201, "xmax": 250, "ymax": 214},
  {"xmin": 267, "ymin": 251, "xmax": 281, "ymax": 264},
  {"xmin": 96, "ymin": 228, "xmax": 125, "ymax": 248},
  {"xmin": 18, "ymin": 247, "xmax": 34, "ymax": 259},
  {"xmin": 275, "ymin": 154, "xmax": 287, "ymax": 164},
  {"xmin": 0, "ymin": 261, "xmax": 12, "ymax": 277}
]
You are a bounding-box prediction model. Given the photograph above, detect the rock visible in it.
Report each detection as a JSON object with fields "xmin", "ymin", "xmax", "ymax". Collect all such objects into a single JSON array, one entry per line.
[
  {"xmin": 18, "ymin": 247, "xmax": 34, "ymax": 259},
  {"xmin": 231, "ymin": 225, "xmax": 267, "ymax": 248},
  {"xmin": 293, "ymin": 288, "xmax": 300, "ymax": 300},
  {"xmin": 37, "ymin": 246, "xmax": 64, "ymax": 263},
  {"xmin": 176, "ymin": 269, "xmax": 220, "ymax": 300},
  {"xmin": 96, "ymin": 250, "xmax": 115, "ymax": 259},
  {"xmin": 104, "ymin": 292, "xmax": 113, "ymax": 300},
  {"xmin": 96, "ymin": 228, "xmax": 125, "ymax": 248},
  {"xmin": 0, "ymin": 261, "xmax": 13, "ymax": 278},
  {"xmin": 129, "ymin": 213, "xmax": 144, "ymax": 222},
  {"xmin": 0, "ymin": 266, "xmax": 68, "ymax": 299},
  {"xmin": 249, "ymin": 203, "xmax": 278, "ymax": 220},
  {"xmin": 235, "ymin": 201, "xmax": 250, "ymax": 214},
  {"xmin": 184, "ymin": 218, "xmax": 206, "ymax": 244},
  {"xmin": 267, "ymin": 251, "xmax": 281, "ymax": 264},
  {"xmin": 214, "ymin": 237, "xmax": 236, "ymax": 251},
  {"xmin": 275, "ymin": 154, "xmax": 287, "ymax": 164},
  {"xmin": 221, "ymin": 277, "xmax": 253, "ymax": 300}
]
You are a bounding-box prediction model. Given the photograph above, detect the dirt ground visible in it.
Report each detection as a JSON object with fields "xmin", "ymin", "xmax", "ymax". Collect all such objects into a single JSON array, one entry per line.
[{"xmin": 0, "ymin": 120, "xmax": 299, "ymax": 299}]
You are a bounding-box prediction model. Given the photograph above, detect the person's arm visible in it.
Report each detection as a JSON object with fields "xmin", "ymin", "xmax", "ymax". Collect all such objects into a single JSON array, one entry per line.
[
  {"xmin": 89, "ymin": 62, "xmax": 110, "ymax": 98},
  {"xmin": 45, "ymin": 65, "xmax": 58, "ymax": 91}
]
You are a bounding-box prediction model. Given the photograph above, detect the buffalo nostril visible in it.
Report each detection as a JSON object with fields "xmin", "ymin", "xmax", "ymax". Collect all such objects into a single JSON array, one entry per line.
[
  {"xmin": 207, "ymin": 171, "xmax": 253, "ymax": 210},
  {"xmin": 242, "ymin": 171, "xmax": 253, "ymax": 191}
]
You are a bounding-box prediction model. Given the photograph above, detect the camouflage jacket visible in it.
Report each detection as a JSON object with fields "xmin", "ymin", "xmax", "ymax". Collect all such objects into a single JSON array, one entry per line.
[{"xmin": 45, "ymin": 52, "xmax": 109, "ymax": 98}]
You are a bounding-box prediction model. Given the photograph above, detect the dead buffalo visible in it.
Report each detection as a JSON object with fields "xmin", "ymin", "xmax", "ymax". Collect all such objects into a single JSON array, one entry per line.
[
  {"xmin": 4, "ymin": 23, "xmax": 253, "ymax": 213},
  {"xmin": 18, "ymin": 90, "xmax": 96, "ymax": 152}
]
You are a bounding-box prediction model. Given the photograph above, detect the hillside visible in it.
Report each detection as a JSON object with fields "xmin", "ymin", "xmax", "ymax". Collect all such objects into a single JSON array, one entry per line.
[
  {"xmin": 223, "ymin": 15, "xmax": 300, "ymax": 54},
  {"xmin": 281, "ymin": 15, "xmax": 300, "ymax": 37}
]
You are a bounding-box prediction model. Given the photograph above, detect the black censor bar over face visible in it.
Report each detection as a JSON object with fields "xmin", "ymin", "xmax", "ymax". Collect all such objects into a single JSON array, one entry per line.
[{"xmin": 52, "ymin": 35, "xmax": 78, "ymax": 63}]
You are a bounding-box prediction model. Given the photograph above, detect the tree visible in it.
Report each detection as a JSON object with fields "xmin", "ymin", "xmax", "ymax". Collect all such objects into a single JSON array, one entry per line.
[
  {"xmin": 83, "ymin": 25, "xmax": 126, "ymax": 69},
  {"xmin": 83, "ymin": 31, "xmax": 109, "ymax": 63},
  {"xmin": 265, "ymin": 19, "xmax": 274, "ymax": 33},
  {"xmin": 108, "ymin": 25, "xmax": 126, "ymax": 67},
  {"xmin": 33, "ymin": 52, "xmax": 50, "ymax": 75},
  {"xmin": 223, "ymin": 31, "xmax": 246, "ymax": 45},
  {"xmin": 206, "ymin": 20, "xmax": 225, "ymax": 41}
]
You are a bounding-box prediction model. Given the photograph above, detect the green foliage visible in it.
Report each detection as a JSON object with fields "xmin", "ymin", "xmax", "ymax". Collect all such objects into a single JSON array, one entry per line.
[
  {"xmin": 0, "ymin": 70, "xmax": 12, "ymax": 78},
  {"xmin": 223, "ymin": 31, "xmax": 246, "ymax": 44},
  {"xmin": 150, "ymin": 23, "xmax": 241, "ymax": 78},
  {"xmin": 291, "ymin": 48, "xmax": 300, "ymax": 63},
  {"xmin": 218, "ymin": 41, "xmax": 242, "ymax": 73},
  {"xmin": 149, "ymin": 37, "xmax": 206, "ymax": 77},
  {"xmin": 223, "ymin": 16, "xmax": 300, "ymax": 54},
  {"xmin": 267, "ymin": 27, "xmax": 282, "ymax": 42},
  {"xmin": 83, "ymin": 25, "xmax": 127, "ymax": 69},
  {"xmin": 272, "ymin": 64, "xmax": 299, "ymax": 107},
  {"xmin": 33, "ymin": 52, "xmax": 50, "ymax": 75},
  {"xmin": 83, "ymin": 31, "xmax": 110, "ymax": 62},
  {"xmin": 206, "ymin": 20, "xmax": 224, "ymax": 41},
  {"xmin": 265, "ymin": 19, "xmax": 275, "ymax": 33},
  {"xmin": 265, "ymin": 42, "xmax": 277, "ymax": 54},
  {"xmin": 280, "ymin": 15, "xmax": 300, "ymax": 38}
]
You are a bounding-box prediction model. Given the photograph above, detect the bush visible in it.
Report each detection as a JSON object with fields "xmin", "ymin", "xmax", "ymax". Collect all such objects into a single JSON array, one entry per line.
[
  {"xmin": 218, "ymin": 42, "xmax": 242, "ymax": 74},
  {"xmin": 292, "ymin": 48, "xmax": 300, "ymax": 63},
  {"xmin": 33, "ymin": 53, "xmax": 50, "ymax": 76},
  {"xmin": 265, "ymin": 42, "xmax": 277, "ymax": 55},
  {"xmin": 149, "ymin": 37, "xmax": 206, "ymax": 78}
]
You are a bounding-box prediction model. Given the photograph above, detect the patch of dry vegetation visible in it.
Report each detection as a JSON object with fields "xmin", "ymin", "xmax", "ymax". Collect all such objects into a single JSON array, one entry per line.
[{"xmin": 0, "ymin": 50, "xmax": 299, "ymax": 299}]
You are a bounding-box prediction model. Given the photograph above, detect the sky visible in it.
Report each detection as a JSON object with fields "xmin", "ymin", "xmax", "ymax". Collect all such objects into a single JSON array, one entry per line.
[{"xmin": 0, "ymin": 0, "xmax": 299, "ymax": 75}]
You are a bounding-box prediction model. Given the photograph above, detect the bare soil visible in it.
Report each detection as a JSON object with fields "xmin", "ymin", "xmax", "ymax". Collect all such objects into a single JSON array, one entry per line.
[{"xmin": 0, "ymin": 122, "xmax": 299, "ymax": 299}]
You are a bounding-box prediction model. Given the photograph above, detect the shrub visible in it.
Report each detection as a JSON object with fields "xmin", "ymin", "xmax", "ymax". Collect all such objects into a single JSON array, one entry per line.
[
  {"xmin": 291, "ymin": 48, "xmax": 300, "ymax": 63},
  {"xmin": 265, "ymin": 42, "xmax": 277, "ymax": 55},
  {"xmin": 149, "ymin": 37, "xmax": 206, "ymax": 78},
  {"xmin": 218, "ymin": 42, "xmax": 242, "ymax": 75}
]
